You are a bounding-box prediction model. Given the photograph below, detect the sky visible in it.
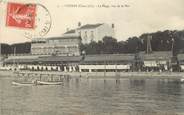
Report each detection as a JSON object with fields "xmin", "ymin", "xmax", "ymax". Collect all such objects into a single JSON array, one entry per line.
[{"xmin": 0, "ymin": 0, "xmax": 184, "ymax": 44}]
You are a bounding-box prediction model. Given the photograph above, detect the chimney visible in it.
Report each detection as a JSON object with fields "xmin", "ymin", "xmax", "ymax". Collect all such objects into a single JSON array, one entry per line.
[
  {"xmin": 112, "ymin": 23, "xmax": 114, "ymax": 28},
  {"xmin": 78, "ymin": 22, "xmax": 81, "ymax": 27}
]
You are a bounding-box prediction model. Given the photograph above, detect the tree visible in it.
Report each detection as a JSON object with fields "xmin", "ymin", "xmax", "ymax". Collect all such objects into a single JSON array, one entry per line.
[
  {"xmin": 1, "ymin": 43, "xmax": 11, "ymax": 54},
  {"xmin": 11, "ymin": 42, "xmax": 31, "ymax": 54},
  {"xmin": 124, "ymin": 37, "xmax": 141, "ymax": 53},
  {"xmin": 102, "ymin": 36, "xmax": 118, "ymax": 54}
]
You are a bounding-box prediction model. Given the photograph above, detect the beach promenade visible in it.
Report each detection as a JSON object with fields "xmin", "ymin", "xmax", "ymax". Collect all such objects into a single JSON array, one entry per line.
[{"xmin": 1, "ymin": 70, "xmax": 184, "ymax": 80}]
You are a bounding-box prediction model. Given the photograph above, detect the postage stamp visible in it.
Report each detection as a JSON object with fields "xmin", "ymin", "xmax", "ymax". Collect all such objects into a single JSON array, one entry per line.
[
  {"xmin": 6, "ymin": 2, "xmax": 36, "ymax": 29},
  {"xmin": 5, "ymin": 2, "xmax": 52, "ymax": 39}
]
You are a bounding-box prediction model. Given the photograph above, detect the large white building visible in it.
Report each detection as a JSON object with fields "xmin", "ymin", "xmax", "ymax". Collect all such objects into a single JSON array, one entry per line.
[
  {"xmin": 3, "ymin": 35, "xmax": 82, "ymax": 71},
  {"xmin": 64, "ymin": 23, "xmax": 115, "ymax": 44},
  {"xmin": 31, "ymin": 35, "xmax": 81, "ymax": 56}
]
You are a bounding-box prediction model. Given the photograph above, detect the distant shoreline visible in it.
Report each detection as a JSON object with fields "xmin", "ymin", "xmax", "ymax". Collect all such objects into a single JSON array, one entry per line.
[{"xmin": 1, "ymin": 70, "xmax": 184, "ymax": 80}]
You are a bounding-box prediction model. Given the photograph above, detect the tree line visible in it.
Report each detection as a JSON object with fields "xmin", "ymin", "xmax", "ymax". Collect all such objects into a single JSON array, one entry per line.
[
  {"xmin": 1, "ymin": 30, "xmax": 184, "ymax": 55},
  {"xmin": 1, "ymin": 42, "xmax": 31, "ymax": 55},
  {"xmin": 81, "ymin": 30, "xmax": 184, "ymax": 55}
]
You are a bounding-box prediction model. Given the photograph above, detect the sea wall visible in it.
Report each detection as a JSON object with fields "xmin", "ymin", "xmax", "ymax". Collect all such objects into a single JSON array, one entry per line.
[{"xmin": 1, "ymin": 70, "xmax": 184, "ymax": 80}]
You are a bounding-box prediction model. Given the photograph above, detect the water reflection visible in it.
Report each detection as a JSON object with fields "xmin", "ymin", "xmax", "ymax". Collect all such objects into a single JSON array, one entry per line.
[
  {"xmin": 129, "ymin": 79, "xmax": 146, "ymax": 91},
  {"xmin": 0, "ymin": 76, "xmax": 184, "ymax": 115}
]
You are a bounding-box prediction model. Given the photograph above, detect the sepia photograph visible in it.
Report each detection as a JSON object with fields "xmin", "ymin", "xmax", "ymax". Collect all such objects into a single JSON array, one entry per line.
[{"xmin": 0, "ymin": 0, "xmax": 184, "ymax": 115}]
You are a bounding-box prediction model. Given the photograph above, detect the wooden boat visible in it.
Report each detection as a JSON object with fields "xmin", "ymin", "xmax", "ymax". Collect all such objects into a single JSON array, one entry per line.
[
  {"xmin": 36, "ymin": 81, "xmax": 63, "ymax": 85},
  {"xmin": 12, "ymin": 81, "xmax": 34, "ymax": 86}
]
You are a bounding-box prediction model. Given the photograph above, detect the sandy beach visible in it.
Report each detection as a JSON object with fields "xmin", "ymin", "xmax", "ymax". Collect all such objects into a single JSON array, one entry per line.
[{"xmin": 1, "ymin": 70, "xmax": 184, "ymax": 80}]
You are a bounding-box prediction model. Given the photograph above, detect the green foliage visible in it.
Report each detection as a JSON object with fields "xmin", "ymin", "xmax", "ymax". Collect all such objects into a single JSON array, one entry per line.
[
  {"xmin": 82, "ymin": 30, "xmax": 184, "ymax": 55},
  {"xmin": 0, "ymin": 42, "xmax": 31, "ymax": 55},
  {"xmin": 1, "ymin": 44, "xmax": 12, "ymax": 54},
  {"xmin": 1, "ymin": 30, "xmax": 184, "ymax": 55}
]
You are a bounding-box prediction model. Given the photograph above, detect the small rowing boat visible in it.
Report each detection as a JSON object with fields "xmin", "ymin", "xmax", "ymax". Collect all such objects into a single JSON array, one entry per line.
[
  {"xmin": 12, "ymin": 80, "xmax": 63, "ymax": 86},
  {"xmin": 12, "ymin": 81, "xmax": 34, "ymax": 86},
  {"xmin": 36, "ymin": 81, "xmax": 63, "ymax": 85}
]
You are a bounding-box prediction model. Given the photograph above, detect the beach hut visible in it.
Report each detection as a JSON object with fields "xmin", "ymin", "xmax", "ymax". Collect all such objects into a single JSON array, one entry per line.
[{"xmin": 79, "ymin": 54, "xmax": 135, "ymax": 72}]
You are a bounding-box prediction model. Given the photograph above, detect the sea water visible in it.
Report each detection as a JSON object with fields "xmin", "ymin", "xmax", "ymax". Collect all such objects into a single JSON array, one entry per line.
[{"xmin": 0, "ymin": 76, "xmax": 184, "ymax": 115}]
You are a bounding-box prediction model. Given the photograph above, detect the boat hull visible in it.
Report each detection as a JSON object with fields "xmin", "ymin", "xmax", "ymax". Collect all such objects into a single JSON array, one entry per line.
[
  {"xmin": 36, "ymin": 81, "xmax": 63, "ymax": 85},
  {"xmin": 12, "ymin": 81, "xmax": 34, "ymax": 86}
]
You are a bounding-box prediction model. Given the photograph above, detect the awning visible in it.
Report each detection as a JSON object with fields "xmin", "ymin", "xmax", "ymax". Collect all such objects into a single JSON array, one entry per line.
[{"xmin": 144, "ymin": 61, "xmax": 157, "ymax": 67}]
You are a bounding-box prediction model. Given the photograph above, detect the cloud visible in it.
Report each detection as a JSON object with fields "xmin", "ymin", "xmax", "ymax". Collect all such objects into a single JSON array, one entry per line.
[{"xmin": 0, "ymin": 0, "xmax": 184, "ymax": 43}]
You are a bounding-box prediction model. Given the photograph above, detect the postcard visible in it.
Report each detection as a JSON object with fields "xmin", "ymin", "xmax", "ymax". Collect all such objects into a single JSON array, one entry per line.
[{"xmin": 0, "ymin": 0, "xmax": 184, "ymax": 115}]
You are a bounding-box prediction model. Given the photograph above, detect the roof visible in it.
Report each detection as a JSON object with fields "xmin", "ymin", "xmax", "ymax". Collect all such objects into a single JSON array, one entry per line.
[
  {"xmin": 47, "ymin": 36, "xmax": 81, "ymax": 41},
  {"xmin": 83, "ymin": 54, "xmax": 135, "ymax": 62},
  {"xmin": 4, "ymin": 56, "xmax": 83, "ymax": 63},
  {"xmin": 78, "ymin": 23, "xmax": 103, "ymax": 30},
  {"xmin": 64, "ymin": 29, "xmax": 76, "ymax": 34},
  {"xmin": 177, "ymin": 54, "xmax": 184, "ymax": 61},
  {"xmin": 4, "ymin": 58, "xmax": 38, "ymax": 63},
  {"xmin": 139, "ymin": 51, "xmax": 172, "ymax": 60},
  {"xmin": 37, "ymin": 56, "xmax": 82, "ymax": 62}
]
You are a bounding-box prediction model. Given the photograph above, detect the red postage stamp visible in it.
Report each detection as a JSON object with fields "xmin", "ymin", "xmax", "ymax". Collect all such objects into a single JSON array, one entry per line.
[{"xmin": 6, "ymin": 2, "xmax": 36, "ymax": 29}]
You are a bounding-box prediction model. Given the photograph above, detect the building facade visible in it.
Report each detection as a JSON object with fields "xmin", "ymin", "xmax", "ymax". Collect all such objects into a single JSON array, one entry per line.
[
  {"xmin": 138, "ymin": 51, "xmax": 172, "ymax": 72},
  {"xmin": 79, "ymin": 54, "xmax": 135, "ymax": 72},
  {"xmin": 64, "ymin": 23, "xmax": 115, "ymax": 44},
  {"xmin": 3, "ymin": 55, "xmax": 83, "ymax": 72},
  {"xmin": 177, "ymin": 54, "xmax": 184, "ymax": 71},
  {"xmin": 31, "ymin": 35, "xmax": 81, "ymax": 56}
]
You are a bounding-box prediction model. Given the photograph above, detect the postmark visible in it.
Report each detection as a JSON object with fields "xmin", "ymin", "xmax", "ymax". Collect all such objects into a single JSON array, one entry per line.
[
  {"xmin": 6, "ymin": 2, "xmax": 52, "ymax": 39},
  {"xmin": 24, "ymin": 3, "xmax": 52, "ymax": 39}
]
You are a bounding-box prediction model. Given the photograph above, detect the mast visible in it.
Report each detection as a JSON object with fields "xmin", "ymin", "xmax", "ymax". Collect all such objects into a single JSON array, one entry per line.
[{"xmin": 146, "ymin": 35, "xmax": 152, "ymax": 54}]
